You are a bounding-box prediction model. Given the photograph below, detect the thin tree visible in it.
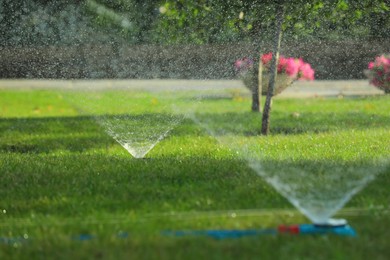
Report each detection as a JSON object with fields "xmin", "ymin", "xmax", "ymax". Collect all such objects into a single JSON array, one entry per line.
[
  {"xmin": 261, "ymin": 0, "xmax": 285, "ymax": 135},
  {"xmin": 251, "ymin": 55, "xmax": 262, "ymax": 112}
]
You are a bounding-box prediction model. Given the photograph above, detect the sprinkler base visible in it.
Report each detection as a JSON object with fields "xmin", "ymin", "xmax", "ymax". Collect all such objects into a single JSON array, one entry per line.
[
  {"xmin": 278, "ymin": 222, "xmax": 356, "ymax": 237},
  {"xmin": 164, "ymin": 221, "xmax": 357, "ymax": 239},
  {"xmin": 313, "ymin": 218, "xmax": 348, "ymax": 227}
]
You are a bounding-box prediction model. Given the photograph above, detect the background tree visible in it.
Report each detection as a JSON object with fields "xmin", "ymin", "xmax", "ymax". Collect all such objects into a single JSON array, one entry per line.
[
  {"xmin": 0, "ymin": 1, "xmax": 24, "ymax": 44},
  {"xmin": 260, "ymin": 0, "xmax": 389, "ymax": 135},
  {"xmin": 1, "ymin": 0, "xmax": 388, "ymax": 46},
  {"xmin": 261, "ymin": 0, "xmax": 284, "ymax": 135},
  {"xmin": 85, "ymin": 0, "xmax": 161, "ymax": 43},
  {"xmin": 152, "ymin": 0, "xmax": 389, "ymax": 44},
  {"xmin": 0, "ymin": 0, "xmax": 103, "ymax": 46}
]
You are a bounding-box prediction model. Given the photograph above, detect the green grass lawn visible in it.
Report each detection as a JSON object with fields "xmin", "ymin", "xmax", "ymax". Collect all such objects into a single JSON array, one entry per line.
[{"xmin": 0, "ymin": 87, "xmax": 390, "ymax": 259}]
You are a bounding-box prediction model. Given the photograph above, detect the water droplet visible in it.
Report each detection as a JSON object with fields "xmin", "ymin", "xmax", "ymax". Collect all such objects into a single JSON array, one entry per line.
[{"xmin": 159, "ymin": 6, "xmax": 167, "ymax": 14}]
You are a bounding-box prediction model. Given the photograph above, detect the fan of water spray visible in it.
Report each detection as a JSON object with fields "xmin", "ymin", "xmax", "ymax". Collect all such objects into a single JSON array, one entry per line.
[
  {"xmin": 63, "ymin": 83, "xmax": 183, "ymax": 158},
  {"xmin": 183, "ymin": 86, "xmax": 390, "ymax": 226}
]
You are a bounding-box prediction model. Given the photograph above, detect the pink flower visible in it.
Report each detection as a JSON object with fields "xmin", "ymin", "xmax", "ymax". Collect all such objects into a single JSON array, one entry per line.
[
  {"xmin": 376, "ymin": 55, "xmax": 390, "ymax": 66},
  {"xmin": 277, "ymin": 56, "xmax": 288, "ymax": 73},
  {"xmin": 261, "ymin": 53, "xmax": 273, "ymax": 66},
  {"xmin": 299, "ymin": 63, "xmax": 315, "ymax": 80},
  {"xmin": 366, "ymin": 54, "xmax": 390, "ymax": 90},
  {"xmin": 235, "ymin": 52, "xmax": 315, "ymax": 83},
  {"xmin": 234, "ymin": 57, "xmax": 253, "ymax": 72},
  {"xmin": 285, "ymin": 58, "xmax": 299, "ymax": 78},
  {"xmin": 234, "ymin": 60, "xmax": 244, "ymax": 71}
]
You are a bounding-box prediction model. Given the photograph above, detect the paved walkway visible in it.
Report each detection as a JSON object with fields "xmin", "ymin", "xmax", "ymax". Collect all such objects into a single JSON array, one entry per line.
[
  {"xmin": 0, "ymin": 79, "xmax": 384, "ymax": 98},
  {"xmin": 279, "ymin": 80, "xmax": 383, "ymax": 98}
]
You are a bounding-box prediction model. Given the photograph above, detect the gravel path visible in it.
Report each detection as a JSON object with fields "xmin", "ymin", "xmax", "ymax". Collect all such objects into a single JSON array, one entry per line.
[{"xmin": 0, "ymin": 79, "xmax": 384, "ymax": 98}]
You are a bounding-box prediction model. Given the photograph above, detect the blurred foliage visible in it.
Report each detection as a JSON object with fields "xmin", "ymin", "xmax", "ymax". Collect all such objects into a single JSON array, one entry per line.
[
  {"xmin": 0, "ymin": 0, "xmax": 110, "ymax": 46},
  {"xmin": 151, "ymin": 0, "xmax": 390, "ymax": 44},
  {"xmin": 84, "ymin": 0, "xmax": 161, "ymax": 43},
  {"xmin": 0, "ymin": 0, "xmax": 389, "ymax": 46}
]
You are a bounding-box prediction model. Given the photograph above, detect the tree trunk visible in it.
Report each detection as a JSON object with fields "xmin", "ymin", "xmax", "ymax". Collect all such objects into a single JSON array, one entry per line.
[
  {"xmin": 251, "ymin": 55, "xmax": 263, "ymax": 112},
  {"xmin": 261, "ymin": 2, "xmax": 285, "ymax": 135}
]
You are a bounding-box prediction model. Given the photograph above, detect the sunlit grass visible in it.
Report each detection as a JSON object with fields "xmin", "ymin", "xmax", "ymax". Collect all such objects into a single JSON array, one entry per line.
[{"xmin": 0, "ymin": 89, "xmax": 389, "ymax": 259}]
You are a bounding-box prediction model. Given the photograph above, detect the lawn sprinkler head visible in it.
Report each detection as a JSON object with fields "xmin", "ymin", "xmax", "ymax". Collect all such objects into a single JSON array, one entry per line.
[
  {"xmin": 278, "ymin": 218, "xmax": 356, "ymax": 237},
  {"xmin": 313, "ymin": 218, "xmax": 347, "ymax": 227}
]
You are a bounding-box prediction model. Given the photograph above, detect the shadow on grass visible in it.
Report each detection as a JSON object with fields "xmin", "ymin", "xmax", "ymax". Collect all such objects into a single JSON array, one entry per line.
[
  {"xmin": 0, "ymin": 113, "xmax": 184, "ymax": 154},
  {"xmin": 0, "ymin": 115, "xmax": 107, "ymax": 153},
  {"xmin": 192, "ymin": 111, "xmax": 390, "ymax": 136},
  {"xmin": 1, "ymin": 108, "xmax": 389, "ymax": 154}
]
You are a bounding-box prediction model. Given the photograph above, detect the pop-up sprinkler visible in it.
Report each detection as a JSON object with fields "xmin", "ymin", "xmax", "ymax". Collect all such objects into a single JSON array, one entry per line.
[{"xmin": 278, "ymin": 218, "xmax": 356, "ymax": 236}]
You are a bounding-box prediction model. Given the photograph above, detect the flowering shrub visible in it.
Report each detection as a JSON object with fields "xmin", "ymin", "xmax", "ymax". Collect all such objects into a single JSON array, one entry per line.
[
  {"xmin": 235, "ymin": 52, "xmax": 315, "ymax": 81},
  {"xmin": 366, "ymin": 54, "xmax": 390, "ymax": 93},
  {"xmin": 234, "ymin": 57, "xmax": 253, "ymax": 73},
  {"xmin": 235, "ymin": 53, "xmax": 314, "ymax": 96}
]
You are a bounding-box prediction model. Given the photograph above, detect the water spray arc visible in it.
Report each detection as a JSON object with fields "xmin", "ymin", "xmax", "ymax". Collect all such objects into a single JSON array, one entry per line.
[
  {"xmin": 183, "ymin": 85, "xmax": 389, "ymax": 235},
  {"xmin": 63, "ymin": 85, "xmax": 183, "ymax": 158}
]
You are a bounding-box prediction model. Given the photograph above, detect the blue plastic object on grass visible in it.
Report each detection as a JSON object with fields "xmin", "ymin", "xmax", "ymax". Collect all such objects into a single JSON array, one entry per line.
[
  {"xmin": 300, "ymin": 224, "xmax": 356, "ymax": 236},
  {"xmin": 279, "ymin": 224, "xmax": 357, "ymax": 237},
  {"xmin": 164, "ymin": 223, "xmax": 357, "ymax": 239},
  {"xmin": 165, "ymin": 229, "xmax": 277, "ymax": 239}
]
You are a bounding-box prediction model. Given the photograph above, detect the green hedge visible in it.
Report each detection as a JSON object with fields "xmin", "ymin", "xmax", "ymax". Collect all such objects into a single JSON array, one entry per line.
[{"xmin": 1, "ymin": 40, "xmax": 389, "ymax": 80}]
